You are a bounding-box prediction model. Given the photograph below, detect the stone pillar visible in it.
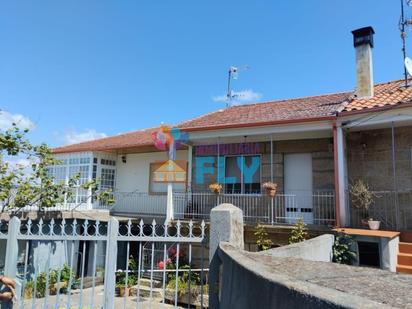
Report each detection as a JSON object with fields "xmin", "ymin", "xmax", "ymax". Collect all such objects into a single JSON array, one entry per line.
[{"xmin": 209, "ymin": 203, "xmax": 244, "ymax": 309}]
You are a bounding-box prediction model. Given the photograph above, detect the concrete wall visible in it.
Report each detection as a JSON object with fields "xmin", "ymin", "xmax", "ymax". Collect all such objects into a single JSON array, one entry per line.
[
  {"xmin": 264, "ymin": 234, "xmax": 334, "ymax": 262},
  {"xmin": 349, "ymin": 234, "xmax": 399, "ymax": 272},
  {"xmin": 218, "ymin": 242, "xmax": 395, "ymax": 309},
  {"xmin": 115, "ymin": 150, "xmax": 188, "ymax": 193},
  {"xmin": 27, "ymin": 240, "xmax": 75, "ymax": 277},
  {"xmin": 243, "ymin": 225, "xmax": 332, "ymax": 252}
]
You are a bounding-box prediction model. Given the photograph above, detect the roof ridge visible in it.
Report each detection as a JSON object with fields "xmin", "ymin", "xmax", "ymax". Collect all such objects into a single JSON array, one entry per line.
[{"xmin": 225, "ymin": 90, "xmax": 353, "ymax": 108}]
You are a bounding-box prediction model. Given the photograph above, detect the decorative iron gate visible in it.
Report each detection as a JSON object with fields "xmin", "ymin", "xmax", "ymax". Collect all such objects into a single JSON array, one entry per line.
[{"xmin": 0, "ymin": 217, "xmax": 208, "ymax": 309}]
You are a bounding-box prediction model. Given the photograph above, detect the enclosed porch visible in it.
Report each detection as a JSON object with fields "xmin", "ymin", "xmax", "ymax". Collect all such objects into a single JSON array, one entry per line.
[
  {"xmin": 345, "ymin": 122, "xmax": 412, "ymax": 231},
  {"xmin": 111, "ymin": 125, "xmax": 338, "ymax": 227}
]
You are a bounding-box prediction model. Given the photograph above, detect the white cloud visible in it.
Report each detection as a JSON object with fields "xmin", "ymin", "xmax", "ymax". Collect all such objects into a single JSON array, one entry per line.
[
  {"xmin": 212, "ymin": 89, "xmax": 262, "ymax": 104},
  {"xmin": 5, "ymin": 157, "xmax": 37, "ymax": 178},
  {"xmin": 10, "ymin": 158, "xmax": 33, "ymax": 169},
  {"xmin": 0, "ymin": 111, "xmax": 35, "ymax": 131},
  {"xmin": 65, "ymin": 129, "xmax": 107, "ymax": 145}
]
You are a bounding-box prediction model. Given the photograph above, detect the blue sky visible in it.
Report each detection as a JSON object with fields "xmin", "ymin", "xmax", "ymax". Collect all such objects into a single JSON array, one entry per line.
[{"xmin": 0, "ymin": 1, "xmax": 407, "ymax": 146}]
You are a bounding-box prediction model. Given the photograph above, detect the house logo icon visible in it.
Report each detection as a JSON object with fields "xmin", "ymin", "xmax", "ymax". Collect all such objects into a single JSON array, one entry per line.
[{"xmin": 153, "ymin": 160, "xmax": 186, "ymax": 183}]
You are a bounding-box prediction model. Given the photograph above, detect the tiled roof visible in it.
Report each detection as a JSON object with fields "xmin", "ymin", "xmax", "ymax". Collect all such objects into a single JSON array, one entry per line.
[
  {"xmin": 52, "ymin": 127, "xmax": 160, "ymax": 154},
  {"xmin": 343, "ymin": 79, "xmax": 412, "ymax": 112},
  {"xmin": 52, "ymin": 79, "xmax": 412, "ymax": 154},
  {"xmin": 178, "ymin": 92, "xmax": 350, "ymax": 130}
]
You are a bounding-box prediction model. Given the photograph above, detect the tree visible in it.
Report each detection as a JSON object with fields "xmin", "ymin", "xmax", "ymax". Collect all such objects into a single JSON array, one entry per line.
[{"xmin": 0, "ymin": 123, "xmax": 114, "ymax": 212}]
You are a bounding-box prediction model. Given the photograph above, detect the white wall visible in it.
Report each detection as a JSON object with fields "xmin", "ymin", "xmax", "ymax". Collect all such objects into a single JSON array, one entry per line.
[{"xmin": 115, "ymin": 150, "xmax": 188, "ymax": 193}]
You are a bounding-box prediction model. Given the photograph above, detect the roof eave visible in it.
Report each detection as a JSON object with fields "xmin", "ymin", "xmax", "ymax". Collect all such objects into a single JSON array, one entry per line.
[{"xmin": 180, "ymin": 115, "xmax": 337, "ymax": 132}]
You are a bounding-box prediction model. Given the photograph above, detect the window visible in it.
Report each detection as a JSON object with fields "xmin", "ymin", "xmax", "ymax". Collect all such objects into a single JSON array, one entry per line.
[
  {"xmin": 47, "ymin": 153, "xmax": 118, "ymax": 205},
  {"xmin": 101, "ymin": 159, "xmax": 116, "ymax": 166},
  {"xmin": 101, "ymin": 168, "xmax": 116, "ymax": 191},
  {"xmin": 224, "ymin": 155, "xmax": 261, "ymax": 194},
  {"xmin": 68, "ymin": 159, "xmax": 91, "ymax": 203},
  {"xmin": 47, "ymin": 166, "xmax": 67, "ymax": 185}
]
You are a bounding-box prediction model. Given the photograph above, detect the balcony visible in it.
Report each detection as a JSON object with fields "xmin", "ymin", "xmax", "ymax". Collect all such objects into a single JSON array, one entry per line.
[
  {"xmin": 2, "ymin": 188, "xmax": 336, "ymax": 227},
  {"xmin": 111, "ymin": 191, "xmax": 336, "ymax": 226}
]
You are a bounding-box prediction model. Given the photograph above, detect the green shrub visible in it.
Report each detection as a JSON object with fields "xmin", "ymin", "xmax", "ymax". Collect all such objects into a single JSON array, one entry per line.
[
  {"xmin": 288, "ymin": 219, "xmax": 308, "ymax": 244},
  {"xmin": 332, "ymin": 233, "xmax": 357, "ymax": 265},
  {"xmin": 254, "ymin": 223, "xmax": 273, "ymax": 251},
  {"xmin": 23, "ymin": 281, "xmax": 34, "ymax": 299},
  {"xmin": 34, "ymin": 273, "xmax": 48, "ymax": 298},
  {"xmin": 23, "ymin": 264, "xmax": 76, "ymax": 298}
]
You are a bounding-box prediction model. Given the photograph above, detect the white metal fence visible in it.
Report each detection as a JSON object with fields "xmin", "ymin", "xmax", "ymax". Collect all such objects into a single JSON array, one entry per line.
[
  {"xmin": 3, "ymin": 190, "xmax": 336, "ymax": 227},
  {"xmin": 0, "ymin": 217, "xmax": 208, "ymax": 308},
  {"xmin": 111, "ymin": 191, "xmax": 336, "ymax": 226}
]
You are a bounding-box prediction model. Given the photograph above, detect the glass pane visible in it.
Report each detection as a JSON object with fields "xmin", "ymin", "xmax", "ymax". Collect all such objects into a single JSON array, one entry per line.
[
  {"xmin": 101, "ymin": 168, "xmax": 116, "ymax": 190},
  {"xmin": 225, "ymin": 156, "xmax": 241, "ymax": 193},
  {"xmin": 243, "ymin": 155, "xmax": 261, "ymax": 194}
]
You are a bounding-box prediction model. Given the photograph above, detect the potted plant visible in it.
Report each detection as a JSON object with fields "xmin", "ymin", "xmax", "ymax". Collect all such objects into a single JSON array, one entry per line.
[
  {"xmin": 209, "ymin": 183, "xmax": 222, "ymax": 195},
  {"xmin": 96, "ymin": 266, "xmax": 105, "ymax": 278},
  {"xmin": 262, "ymin": 182, "xmax": 278, "ymax": 198},
  {"xmin": 116, "ymin": 283, "xmax": 129, "ymax": 297},
  {"xmin": 23, "ymin": 281, "xmax": 34, "ymax": 299},
  {"xmin": 367, "ymin": 218, "xmax": 380, "ymax": 230},
  {"xmin": 349, "ymin": 179, "xmax": 379, "ymax": 230}
]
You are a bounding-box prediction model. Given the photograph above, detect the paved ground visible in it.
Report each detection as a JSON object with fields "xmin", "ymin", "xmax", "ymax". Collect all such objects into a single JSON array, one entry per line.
[
  {"xmin": 15, "ymin": 286, "xmax": 182, "ymax": 309},
  {"xmin": 243, "ymin": 245, "xmax": 412, "ymax": 308}
]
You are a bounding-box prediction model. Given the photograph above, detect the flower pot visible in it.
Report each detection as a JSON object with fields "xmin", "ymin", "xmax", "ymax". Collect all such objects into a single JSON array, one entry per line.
[
  {"xmin": 96, "ymin": 271, "xmax": 104, "ymax": 278},
  {"xmin": 361, "ymin": 218, "xmax": 369, "ymax": 226},
  {"xmin": 24, "ymin": 289, "xmax": 33, "ymax": 299},
  {"xmin": 118, "ymin": 286, "xmax": 130, "ymax": 297},
  {"xmin": 368, "ymin": 220, "xmax": 380, "ymax": 230},
  {"xmin": 266, "ymin": 188, "xmax": 277, "ymax": 198}
]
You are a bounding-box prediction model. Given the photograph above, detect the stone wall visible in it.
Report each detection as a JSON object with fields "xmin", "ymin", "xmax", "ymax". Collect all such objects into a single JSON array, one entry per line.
[
  {"xmin": 191, "ymin": 138, "xmax": 335, "ymax": 193},
  {"xmin": 347, "ymin": 126, "xmax": 412, "ymax": 191}
]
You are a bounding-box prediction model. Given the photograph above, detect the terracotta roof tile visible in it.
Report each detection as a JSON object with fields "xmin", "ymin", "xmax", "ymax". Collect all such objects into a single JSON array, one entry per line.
[
  {"xmin": 52, "ymin": 127, "xmax": 160, "ymax": 154},
  {"xmin": 343, "ymin": 79, "xmax": 412, "ymax": 112},
  {"xmin": 178, "ymin": 92, "xmax": 351, "ymax": 130},
  {"xmin": 52, "ymin": 79, "xmax": 412, "ymax": 154}
]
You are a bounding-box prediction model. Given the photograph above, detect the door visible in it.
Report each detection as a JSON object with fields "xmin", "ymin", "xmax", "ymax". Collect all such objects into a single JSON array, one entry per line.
[{"xmin": 284, "ymin": 153, "xmax": 313, "ymax": 224}]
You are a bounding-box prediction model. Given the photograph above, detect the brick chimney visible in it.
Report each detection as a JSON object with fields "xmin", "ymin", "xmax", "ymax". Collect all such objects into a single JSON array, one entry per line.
[{"xmin": 352, "ymin": 27, "xmax": 375, "ymax": 99}]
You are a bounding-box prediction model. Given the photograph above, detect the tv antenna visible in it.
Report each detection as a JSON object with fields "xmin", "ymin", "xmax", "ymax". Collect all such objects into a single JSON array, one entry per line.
[
  {"xmin": 399, "ymin": 0, "xmax": 412, "ymax": 87},
  {"xmin": 226, "ymin": 65, "xmax": 250, "ymax": 107}
]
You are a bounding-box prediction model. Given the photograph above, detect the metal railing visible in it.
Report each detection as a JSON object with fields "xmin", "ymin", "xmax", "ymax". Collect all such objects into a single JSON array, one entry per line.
[
  {"xmin": 111, "ymin": 191, "xmax": 336, "ymax": 226},
  {"xmin": 3, "ymin": 189, "xmax": 336, "ymax": 226},
  {"xmin": 1, "ymin": 217, "xmax": 208, "ymax": 308},
  {"xmin": 348, "ymin": 190, "xmax": 412, "ymax": 231},
  {"xmin": 1, "ymin": 187, "xmax": 112, "ymax": 213},
  {"xmin": 111, "ymin": 191, "xmax": 187, "ymax": 218}
]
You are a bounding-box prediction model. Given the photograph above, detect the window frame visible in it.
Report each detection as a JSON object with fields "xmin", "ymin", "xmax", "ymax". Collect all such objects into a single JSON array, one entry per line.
[{"xmin": 223, "ymin": 154, "xmax": 262, "ymax": 195}]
